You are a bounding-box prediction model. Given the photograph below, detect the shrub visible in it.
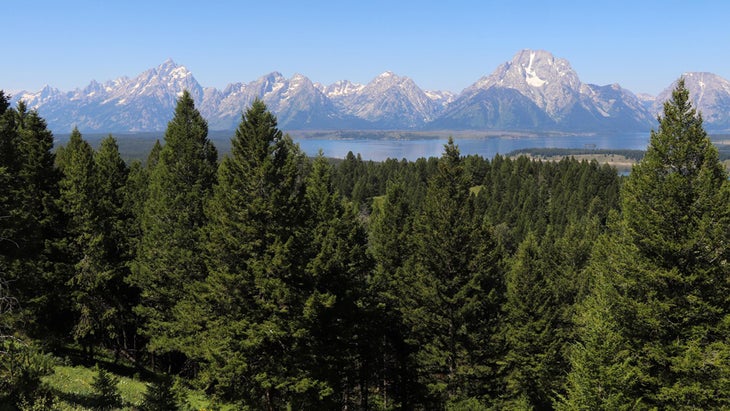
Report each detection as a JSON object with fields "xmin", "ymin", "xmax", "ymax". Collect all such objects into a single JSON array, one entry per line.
[
  {"xmin": 91, "ymin": 364, "xmax": 122, "ymax": 409},
  {"xmin": 0, "ymin": 337, "xmax": 55, "ymax": 406},
  {"xmin": 141, "ymin": 376, "xmax": 179, "ymax": 411}
]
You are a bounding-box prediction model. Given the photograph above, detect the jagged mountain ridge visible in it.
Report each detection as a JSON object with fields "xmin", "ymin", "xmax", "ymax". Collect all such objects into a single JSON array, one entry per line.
[
  {"xmin": 11, "ymin": 50, "xmax": 730, "ymax": 133},
  {"xmin": 433, "ymin": 50, "xmax": 655, "ymax": 132},
  {"xmin": 13, "ymin": 59, "xmax": 207, "ymax": 132},
  {"xmin": 650, "ymin": 72, "xmax": 730, "ymax": 130}
]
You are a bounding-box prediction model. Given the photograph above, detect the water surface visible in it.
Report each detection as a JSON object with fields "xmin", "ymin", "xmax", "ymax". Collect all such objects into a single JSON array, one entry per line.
[{"xmin": 294, "ymin": 133, "xmax": 652, "ymax": 161}]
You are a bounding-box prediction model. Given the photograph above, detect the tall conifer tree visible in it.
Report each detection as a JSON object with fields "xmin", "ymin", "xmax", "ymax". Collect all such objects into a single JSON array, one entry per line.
[
  {"xmin": 94, "ymin": 136, "xmax": 135, "ymax": 352},
  {"xmin": 2, "ymin": 102, "xmax": 64, "ymax": 337},
  {"xmin": 503, "ymin": 219, "xmax": 599, "ymax": 409},
  {"xmin": 400, "ymin": 138, "xmax": 503, "ymax": 407},
  {"xmin": 57, "ymin": 129, "xmax": 102, "ymax": 347},
  {"xmin": 130, "ymin": 90, "xmax": 217, "ymax": 355},
  {"xmin": 57, "ymin": 132, "xmax": 134, "ymax": 352},
  {"xmin": 303, "ymin": 154, "xmax": 373, "ymax": 409},
  {"xmin": 368, "ymin": 178, "xmax": 421, "ymax": 408},
  {"xmin": 199, "ymin": 99, "xmax": 314, "ymax": 408},
  {"xmin": 562, "ymin": 79, "xmax": 730, "ymax": 409}
]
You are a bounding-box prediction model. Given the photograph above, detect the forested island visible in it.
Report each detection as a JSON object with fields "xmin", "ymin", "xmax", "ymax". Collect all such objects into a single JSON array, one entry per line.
[{"xmin": 1, "ymin": 80, "xmax": 728, "ymax": 410}]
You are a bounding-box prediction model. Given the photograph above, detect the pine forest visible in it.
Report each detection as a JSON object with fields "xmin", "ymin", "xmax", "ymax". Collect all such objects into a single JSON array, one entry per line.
[{"xmin": 1, "ymin": 80, "xmax": 728, "ymax": 410}]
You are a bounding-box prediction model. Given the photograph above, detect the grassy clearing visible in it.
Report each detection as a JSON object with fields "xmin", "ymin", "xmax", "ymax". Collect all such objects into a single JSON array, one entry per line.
[
  {"xmin": 42, "ymin": 365, "xmax": 145, "ymax": 410},
  {"xmin": 36, "ymin": 362, "xmax": 236, "ymax": 411}
]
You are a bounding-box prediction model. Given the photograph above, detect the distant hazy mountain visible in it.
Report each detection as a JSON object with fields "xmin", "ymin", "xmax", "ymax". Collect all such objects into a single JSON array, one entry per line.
[
  {"xmin": 204, "ymin": 72, "xmax": 367, "ymax": 130},
  {"xmin": 316, "ymin": 72, "xmax": 454, "ymax": 129},
  {"xmin": 337, "ymin": 72, "xmax": 443, "ymax": 128},
  {"xmin": 651, "ymin": 72, "xmax": 730, "ymax": 130},
  {"xmin": 432, "ymin": 50, "xmax": 654, "ymax": 131},
  {"xmin": 12, "ymin": 59, "xmax": 204, "ymax": 132},
  {"xmin": 11, "ymin": 51, "xmax": 730, "ymax": 134}
]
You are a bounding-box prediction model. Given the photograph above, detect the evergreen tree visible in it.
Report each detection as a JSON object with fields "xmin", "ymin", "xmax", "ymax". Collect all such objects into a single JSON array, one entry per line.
[
  {"xmin": 91, "ymin": 365, "xmax": 122, "ymax": 410},
  {"xmin": 57, "ymin": 128, "xmax": 103, "ymax": 348},
  {"xmin": 141, "ymin": 377, "xmax": 179, "ymax": 411},
  {"xmin": 56, "ymin": 132, "xmax": 134, "ymax": 354},
  {"xmin": 0, "ymin": 92, "xmax": 19, "ymax": 181},
  {"xmin": 369, "ymin": 178, "xmax": 413, "ymax": 280},
  {"xmin": 94, "ymin": 136, "xmax": 136, "ymax": 354},
  {"xmin": 399, "ymin": 138, "xmax": 503, "ymax": 407},
  {"xmin": 368, "ymin": 178, "xmax": 421, "ymax": 409},
  {"xmin": 124, "ymin": 140, "xmax": 160, "ymax": 280},
  {"xmin": 199, "ymin": 99, "xmax": 315, "ymax": 408},
  {"xmin": 0, "ymin": 91, "xmax": 19, "ymax": 272},
  {"xmin": 556, "ymin": 218, "xmax": 642, "ymax": 411},
  {"xmin": 146, "ymin": 139, "xmax": 162, "ymax": 169},
  {"xmin": 1, "ymin": 102, "xmax": 64, "ymax": 338},
  {"xmin": 503, "ymin": 220, "xmax": 599, "ymax": 410},
  {"xmin": 503, "ymin": 233, "xmax": 561, "ymax": 409},
  {"xmin": 129, "ymin": 90, "xmax": 217, "ymax": 357},
  {"xmin": 303, "ymin": 154, "xmax": 373, "ymax": 409},
  {"xmin": 562, "ymin": 79, "xmax": 730, "ymax": 408}
]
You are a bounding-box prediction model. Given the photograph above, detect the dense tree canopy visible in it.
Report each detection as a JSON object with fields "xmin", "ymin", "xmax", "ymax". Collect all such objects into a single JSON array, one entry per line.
[
  {"xmin": 129, "ymin": 90, "xmax": 218, "ymax": 354},
  {"xmin": 562, "ymin": 79, "xmax": 730, "ymax": 409},
  {"xmin": 2, "ymin": 80, "xmax": 726, "ymax": 409}
]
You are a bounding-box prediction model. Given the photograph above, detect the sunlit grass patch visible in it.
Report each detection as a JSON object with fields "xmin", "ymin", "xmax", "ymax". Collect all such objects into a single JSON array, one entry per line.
[{"xmin": 42, "ymin": 365, "xmax": 145, "ymax": 410}]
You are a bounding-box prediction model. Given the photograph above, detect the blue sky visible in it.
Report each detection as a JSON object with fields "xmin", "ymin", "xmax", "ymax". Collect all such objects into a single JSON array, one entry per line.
[{"xmin": 4, "ymin": 0, "xmax": 730, "ymax": 96}]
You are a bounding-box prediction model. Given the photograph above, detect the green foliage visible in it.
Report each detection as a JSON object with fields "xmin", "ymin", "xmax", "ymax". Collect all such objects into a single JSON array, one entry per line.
[
  {"xmin": 445, "ymin": 396, "xmax": 492, "ymax": 411},
  {"xmin": 92, "ymin": 136, "xmax": 136, "ymax": 351},
  {"xmin": 0, "ymin": 102, "xmax": 70, "ymax": 342},
  {"xmin": 56, "ymin": 131, "xmax": 136, "ymax": 354},
  {"xmin": 200, "ymin": 99, "xmax": 316, "ymax": 407},
  {"xmin": 556, "ymin": 223, "xmax": 643, "ymax": 410},
  {"xmin": 141, "ymin": 377, "xmax": 178, "ymax": 411},
  {"xmin": 367, "ymin": 177, "xmax": 422, "ymax": 409},
  {"xmin": 58, "ymin": 129, "xmax": 103, "ymax": 344},
  {"xmin": 16, "ymin": 394, "xmax": 57, "ymax": 411},
  {"xmin": 503, "ymin": 219, "xmax": 600, "ymax": 408},
  {"xmin": 473, "ymin": 154, "xmax": 619, "ymax": 252},
  {"xmin": 503, "ymin": 234, "xmax": 562, "ymax": 408},
  {"xmin": 91, "ymin": 364, "xmax": 122, "ymax": 409},
  {"xmin": 0, "ymin": 337, "xmax": 55, "ymax": 406},
  {"xmin": 1, "ymin": 88, "xmax": 664, "ymax": 409},
  {"xmin": 399, "ymin": 138, "xmax": 504, "ymax": 406},
  {"xmin": 130, "ymin": 90, "xmax": 217, "ymax": 355},
  {"xmin": 563, "ymin": 79, "xmax": 730, "ymax": 409},
  {"xmin": 304, "ymin": 154, "xmax": 373, "ymax": 408},
  {"xmin": 198, "ymin": 102, "xmax": 375, "ymax": 409},
  {"xmin": 0, "ymin": 99, "xmax": 65, "ymax": 340}
]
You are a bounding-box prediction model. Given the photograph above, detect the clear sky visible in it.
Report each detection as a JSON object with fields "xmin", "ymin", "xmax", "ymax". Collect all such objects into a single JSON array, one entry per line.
[{"xmin": 4, "ymin": 0, "xmax": 730, "ymax": 96}]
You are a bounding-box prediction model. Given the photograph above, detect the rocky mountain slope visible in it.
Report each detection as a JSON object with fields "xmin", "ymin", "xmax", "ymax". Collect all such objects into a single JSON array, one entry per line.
[
  {"xmin": 432, "ymin": 50, "xmax": 654, "ymax": 131},
  {"xmin": 650, "ymin": 72, "xmax": 730, "ymax": 130},
  {"xmin": 11, "ymin": 50, "xmax": 730, "ymax": 133}
]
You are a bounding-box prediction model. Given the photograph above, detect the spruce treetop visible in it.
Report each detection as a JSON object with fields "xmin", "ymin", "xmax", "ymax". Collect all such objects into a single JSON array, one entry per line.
[{"xmin": 622, "ymin": 77, "xmax": 728, "ymax": 267}]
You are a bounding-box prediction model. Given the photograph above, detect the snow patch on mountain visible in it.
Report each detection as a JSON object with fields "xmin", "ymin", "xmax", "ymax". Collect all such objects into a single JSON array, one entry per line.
[
  {"xmin": 653, "ymin": 72, "xmax": 730, "ymax": 129},
  {"xmin": 524, "ymin": 51, "xmax": 548, "ymax": 87},
  {"xmin": 15, "ymin": 51, "xmax": 730, "ymax": 133}
]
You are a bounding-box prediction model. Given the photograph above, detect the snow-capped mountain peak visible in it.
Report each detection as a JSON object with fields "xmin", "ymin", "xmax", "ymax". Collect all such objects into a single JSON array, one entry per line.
[
  {"xmin": 317, "ymin": 80, "xmax": 365, "ymax": 99},
  {"xmin": 436, "ymin": 49, "xmax": 654, "ymax": 131},
  {"xmin": 15, "ymin": 52, "xmax": 730, "ymax": 133},
  {"xmin": 653, "ymin": 72, "xmax": 730, "ymax": 128},
  {"xmin": 464, "ymin": 49, "xmax": 587, "ymax": 118}
]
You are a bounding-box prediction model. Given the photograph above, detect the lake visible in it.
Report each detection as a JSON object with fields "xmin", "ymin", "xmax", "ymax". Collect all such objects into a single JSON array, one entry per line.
[
  {"xmin": 58, "ymin": 130, "xmax": 679, "ymax": 162},
  {"xmin": 293, "ymin": 132, "xmax": 652, "ymax": 161}
]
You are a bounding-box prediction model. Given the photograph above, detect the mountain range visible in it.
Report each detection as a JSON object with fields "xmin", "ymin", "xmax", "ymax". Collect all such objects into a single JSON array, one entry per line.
[{"xmin": 10, "ymin": 50, "xmax": 730, "ymax": 134}]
